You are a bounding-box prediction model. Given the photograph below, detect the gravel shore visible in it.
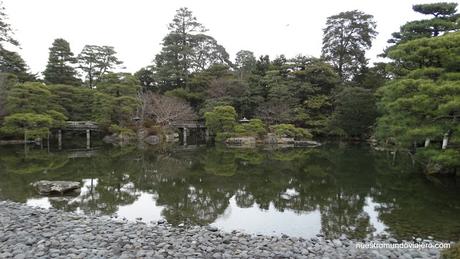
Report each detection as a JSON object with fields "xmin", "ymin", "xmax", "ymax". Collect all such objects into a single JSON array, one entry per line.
[{"xmin": 0, "ymin": 201, "xmax": 450, "ymax": 258}]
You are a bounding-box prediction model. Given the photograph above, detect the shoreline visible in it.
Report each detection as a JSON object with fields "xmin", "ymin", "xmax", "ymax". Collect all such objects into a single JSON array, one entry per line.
[{"xmin": 0, "ymin": 201, "xmax": 452, "ymax": 258}]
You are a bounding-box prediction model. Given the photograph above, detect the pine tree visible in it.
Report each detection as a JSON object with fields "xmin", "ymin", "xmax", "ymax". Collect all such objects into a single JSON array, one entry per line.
[
  {"xmin": 43, "ymin": 38, "xmax": 80, "ymax": 85},
  {"xmin": 388, "ymin": 2, "xmax": 459, "ymax": 45},
  {"xmin": 321, "ymin": 10, "xmax": 378, "ymax": 81}
]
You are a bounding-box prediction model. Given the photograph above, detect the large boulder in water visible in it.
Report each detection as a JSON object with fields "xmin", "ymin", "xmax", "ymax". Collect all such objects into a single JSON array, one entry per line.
[{"xmin": 32, "ymin": 181, "xmax": 81, "ymax": 195}]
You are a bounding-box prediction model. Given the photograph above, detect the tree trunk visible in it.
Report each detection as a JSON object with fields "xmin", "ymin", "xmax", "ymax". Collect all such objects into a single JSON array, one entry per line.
[
  {"xmin": 424, "ymin": 138, "xmax": 430, "ymax": 147},
  {"xmin": 442, "ymin": 133, "xmax": 449, "ymax": 150}
]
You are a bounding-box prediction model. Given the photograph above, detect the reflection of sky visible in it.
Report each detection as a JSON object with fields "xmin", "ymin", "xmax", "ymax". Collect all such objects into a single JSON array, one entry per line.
[
  {"xmin": 116, "ymin": 193, "xmax": 165, "ymax": 222},
  {"xmin": 212, "ymin": 196, "xmax": 322, "ymax": 238},
  {"xmin": 26, "ymin": 197, "xmax": 52, "ymax": 209},
  {"xmin": 363, "ymin": 196, "xmax": 388, "ymax": 235},
  {"xmin": 25, "ymin": 182, "xmax": 388, "ymax": 238}
]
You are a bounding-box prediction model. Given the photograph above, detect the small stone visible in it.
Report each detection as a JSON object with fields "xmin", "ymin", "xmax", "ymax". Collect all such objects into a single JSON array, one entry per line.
[
  {"xmin": 332, "ymin": 239, "xmax": 342, "ymax": 247},
  {"xmin": 388, "ymin": 238, "xmax": 398, "ymax": 243},
  {"xmin": 207, "ymin": 226, "xmax": 218, "ymax": 232}
]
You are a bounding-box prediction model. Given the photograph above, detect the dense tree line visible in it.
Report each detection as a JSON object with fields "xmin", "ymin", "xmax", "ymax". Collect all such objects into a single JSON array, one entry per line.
[{"xmin": 0, "ymin": 3, "xmax": 459, "ymax": 174}]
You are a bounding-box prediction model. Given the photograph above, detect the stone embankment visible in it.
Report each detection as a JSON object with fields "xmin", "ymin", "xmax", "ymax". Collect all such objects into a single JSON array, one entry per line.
[{"xmin": 0, "ymin": 201, "xmax": 450, "ymax": 258}]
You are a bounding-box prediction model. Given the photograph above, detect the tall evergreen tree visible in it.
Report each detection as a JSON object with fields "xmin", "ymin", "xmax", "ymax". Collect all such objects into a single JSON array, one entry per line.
[
  {"xmin": 0, "ymin": 1, "xmax": 18, "ymax": 47},
  {"xmin": 0, "ymin": 46, "xmax": 35, "ymax": 82},
  {"xmin": 321, "ymin": 10, "xmax": 377, "ymax": 81},
  {"xmin": 388, "ymin": 2, "xmax": 459, "ymax": 45},
  {"xmin": 235, "ymin": 50, "xmax": 256, "ymax": 80},
  {"xmin": 43, "ymin": 38, "xmax": 80, "ymax": 85},
  {"xmin": 376, "ymin": 31, "xmax": 460, "ymax": 174},
  {"xmin": 0, "ymin": 2, "xmax": 34, "ymax": 82},
  {"xmin": 77, "ymin": 45, "xmax": 122, "ymax": 88},
  {"xmin": 155, "ymin": 7, "xmax": 231, "ymax": 92}
]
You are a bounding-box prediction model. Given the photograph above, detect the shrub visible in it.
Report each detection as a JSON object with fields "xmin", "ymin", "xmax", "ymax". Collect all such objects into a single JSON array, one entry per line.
[
  {"xmin": 109, "ymin": 124, "xmax": 135, "ymax": 137},
  {"xmin": 234, "ymin": 119, "xmax": 267, "ymax": 139},
  {"xmin": 205, "ymin": 105, "xmax": 237, "ymax": 135},
  {"xmin": 442, "ymin": 242, "xmax": 460, "ymax": 259},
  {"xmin": 270, "ymin": 124, "xmax": 312, "ymax": 139}
]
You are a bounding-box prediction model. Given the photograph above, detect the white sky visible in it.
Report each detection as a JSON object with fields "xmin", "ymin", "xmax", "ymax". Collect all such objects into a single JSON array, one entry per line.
[{"xmin": 2, "ymin": 0, "xmax": 457, "ymax": 75}]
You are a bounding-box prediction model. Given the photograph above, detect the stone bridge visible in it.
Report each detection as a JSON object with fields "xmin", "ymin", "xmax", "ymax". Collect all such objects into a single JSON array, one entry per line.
[
  {"xmin": 57, "ymin": 121, "xmax": 101, "ymax": 150},
  {"xmin": 170, "ymin": 120, "xmax": 207, "ymax": 145}
]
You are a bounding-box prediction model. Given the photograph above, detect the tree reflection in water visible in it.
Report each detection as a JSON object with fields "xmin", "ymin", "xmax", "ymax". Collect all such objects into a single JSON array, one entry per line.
[{"xmin": 0, "ymin": 144, "xmax": 459, "ymax": 240}]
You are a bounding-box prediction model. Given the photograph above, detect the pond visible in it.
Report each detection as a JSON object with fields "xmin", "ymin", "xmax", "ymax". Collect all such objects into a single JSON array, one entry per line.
[{"xmin": 0, "ymin": 143, "xmax": 459, "ymax": 241}]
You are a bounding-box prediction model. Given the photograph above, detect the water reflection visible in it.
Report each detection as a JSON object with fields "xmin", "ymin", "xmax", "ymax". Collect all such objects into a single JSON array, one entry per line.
[{"xmin": 0, "ymin": 144, "xmax": 459, "ymax": 240}]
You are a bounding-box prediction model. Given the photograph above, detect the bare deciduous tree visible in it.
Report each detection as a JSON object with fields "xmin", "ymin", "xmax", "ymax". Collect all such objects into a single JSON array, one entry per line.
[
  {"xmin": 207, "ymin": 78, "xmax": 247, "ymax": 99},
  {"xmin": 256, "ymin": 101, "xmax": 293, "ymax": 125},
  {"xmin": 140, "ymin": 92, "xmax": 196, "ymax": 126}
]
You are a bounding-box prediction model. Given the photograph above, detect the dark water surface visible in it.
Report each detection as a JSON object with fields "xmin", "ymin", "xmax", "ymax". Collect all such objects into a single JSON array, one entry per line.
[{"xmin": 0, "ymin": 143, "xmax": 459, "ymax": 240}]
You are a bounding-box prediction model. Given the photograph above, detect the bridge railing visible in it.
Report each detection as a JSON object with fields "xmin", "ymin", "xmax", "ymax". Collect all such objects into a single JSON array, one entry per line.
[
  {"xmin": 171, "ymin": 120, "xmax": 206, "ymax": 128},
  {"xmin": 64, "ymin": 121, "xmax": 100, "ymax": 130}
]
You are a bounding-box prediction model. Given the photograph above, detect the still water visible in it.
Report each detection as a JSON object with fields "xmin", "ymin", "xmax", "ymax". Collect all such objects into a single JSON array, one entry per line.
[{"xmin": 0, "ymin": 143, "xmax": 459, "ymax": 240}]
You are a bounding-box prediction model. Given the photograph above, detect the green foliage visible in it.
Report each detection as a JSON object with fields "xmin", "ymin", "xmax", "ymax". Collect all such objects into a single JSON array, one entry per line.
[
  {"xmin": 270, "ymin": 124, "xmax": 312, "ymax": 139},
  {"xmin": 387, "ymin": 32, "xmax": 460, "ymax": 76},
  {"xmin": 376, "ymin": 78, "xmax": 460, "ymax": 146},
  {"xmin": 322, "ymin": 10, "xmax": 378, "ymax": 81},
  {"xmin": 48, "ymin": 84, "xmax": 94, "ymax": 121},
  {"xmin": 1, "ymin": 112, "xmax": 54, "ymax": 138},
  {"xmin": 43, "ymin": 38, "xmax": 80, "ymax": 85},
  {"xmin": 1, "ymin": 82, "xmax": 67, "ymax": 138},
  {"xmin": 154, "ymin": 8, "xmax": 231, "ymax": 92},
  {"xmin": 109, "ymin": 124, "xmax": 135, "ymax": 136},
  {"xmin": 0, "ymin": 2, "xmax": 19, "ymax": 47},
  {"xmin": 165, "ymin": 88, "xmax": 205, "ymax": 109},
  {"xmin": 388, "ymin": 2, "xmax": 459, "ymax": 45},
  {"xmin": 204, "ymin": 105, "xmax": 237, "ymax": 135},
  {"xmin": 78, "ymin": 45, "xmax": 123, "ymax": 88},
  {"xmin": 6, "ymin": 82, "xmax": 64, "ymax": 115},
  {"xmin": 91, "ymin": 92, "xmax": 114, "ymax": 127},
  {"xmin": 135, "ymin": 66, "xmax": 156, "ymax": 91},
  {"xmin": 0, "ymin": 47, "xmax": 35, "ymax": 82},
  {"xmin": 377, "ymin": 29, "xmax": 460, "ymax": 174},
  {"xmin": 0, "ymin": 73, "xmax": 17, "ymax": 119},
  {"xmin": 418, "ymin": 149, "xmax": 460, "ymax": 169},
  {"xmin": 331, "ymin": 87, "xmax": 377, "ymax": 138},
  {"xmin": 235, "ymin": 50, "xmax": 256, "ymax": 80},
  {"xmin": 234, "ymin": 119, "xmax": 267, "ymax": 139},
  {"xmin": 442, "ymin": 242, "xmax": 460, "ymax": 259}
]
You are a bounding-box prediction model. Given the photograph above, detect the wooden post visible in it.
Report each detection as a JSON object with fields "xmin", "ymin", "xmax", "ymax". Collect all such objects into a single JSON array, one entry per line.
[
  {"xmin": 205, "ymin": 129, "xmax": 209, "ymax": 142},
  {"xmin": 183, "ymin": 128, "xmax": 187, "ymax": 146},
  {"xmin": 86, "ymin": 129, "xmax": 91, "ymax": 150},
  {"xmin": 24, "ymin": 131, "xmax": 27, "ymax": 155},
  {"xmin": 58, "ymin": 130, "xmax": 62, "ymax": 150},
  {"xmin": 442, "ymin": 133, "xmax": 448, "ymax": 150},
  {"xmin": 424, "ymin": 138, "xmax": 430, "ymax": 148},
  {"xmin": 47, "ymin": 131, "xmax": 50, "ymax": 152}
]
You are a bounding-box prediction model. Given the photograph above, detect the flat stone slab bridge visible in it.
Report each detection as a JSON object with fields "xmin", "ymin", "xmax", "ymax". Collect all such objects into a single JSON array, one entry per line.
[
  {"xmin": 57, "ymin": 120, "xmax": 206, "ymax": 148},
  {"xmin": 171, "ymin": 120, "xmax": 207, "ymax": 144},
  {"xmin": 57, "ymin": 121, "xmax": 101, "ymax": 149}
]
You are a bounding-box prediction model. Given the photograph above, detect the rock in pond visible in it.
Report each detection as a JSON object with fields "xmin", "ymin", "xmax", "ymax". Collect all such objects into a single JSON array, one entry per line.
[
  {"xmin": 144, "ymin": 135, "xmax": 160, "ymax": 145},
  {"xmin": 225, "ymin": 137, "xmax": 256, "ymax": 147},
  {"xmin": 102, "ymin": 133, "xmax": 135, "ymax": 146},
  {"xmin": 294, "ymin": 140, "xmax": 321, "ymax": 147},
  {"xmin": 31, "ymin": 180, "xmax": 81, "ymax": 195}
]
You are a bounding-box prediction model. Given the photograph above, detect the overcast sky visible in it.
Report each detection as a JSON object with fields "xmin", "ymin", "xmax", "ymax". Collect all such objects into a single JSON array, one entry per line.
[{"xmin": 2, "ymin": 0, "xmax": 454, "ymax": 75}]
